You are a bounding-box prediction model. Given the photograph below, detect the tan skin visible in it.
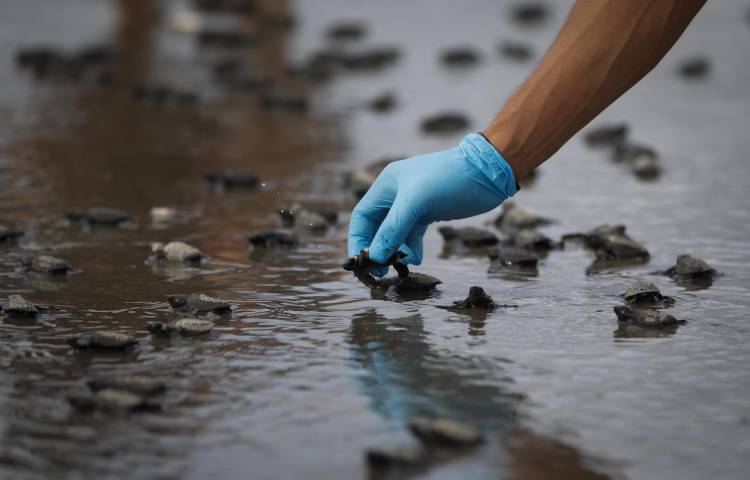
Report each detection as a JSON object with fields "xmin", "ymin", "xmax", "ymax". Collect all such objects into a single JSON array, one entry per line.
[{"xmin": 485, "ymin": 0, "xmax": 707, "ymax": 181}]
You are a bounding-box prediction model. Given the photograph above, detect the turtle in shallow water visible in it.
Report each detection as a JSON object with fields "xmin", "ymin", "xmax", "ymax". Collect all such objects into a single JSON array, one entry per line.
[
  {"xmin": 576, "ymin": 224, "xmax": 650, "ymax": 262},
  {"xmin": 87, "ymin": 376, "xmax": 166, "ymax": 397},
  {"xmin": 509, "ymin": 2, "xmax": 549, "ymax": 25},
  {"xmin": 1, "ymin": 294, "xmax": 39, "ymax": 317},
  {"xmin": 67, "ymin": 330, "xmax": 139, "ymax": 350},
  {"xmin": 343, "ymin": 249, "xmax": 409, "ymax": 289},
  {"xmin": 613, "ymin": 305, "xmax": 685, "ymax": 329},
  {"xmin": 511, "ymin": 228, "xmax": 556, "ymax": 251},
  {"xmin": 622, "ymin": 281, "xmax": 674, "ymax": 306},
  {"xmin": 368, "ymin": 91, "xmax": 397, "ymax": 113},
  {"xmin": 279, "ymin": 204, "xmax": 338, "ymax": 234},
  {"xmin": 583, "ymin": 123, "xmax": 629, "ymax": 147},
  {"xmin": 150, "ymin": 241, "xmax": 204, "ymax": 263},
  {"xmin": 665, "ymin": 254, "xmax": 718, "ymax": 279},
  {"xmin": 0, "ymin": 223, "xmax": 23, "ymax": 243},
  {"xmin": 498, "ymin": 40, "xmax": 533, "ymax": 61},
  {"xmin": 440, "ymin": 47, "xmax": 481, "ymax": 67},
  {"xmin": 487, "ymin": 246, "xmax": 539, "ymax": 269},
  {"xmin": 408, "ymin": 417, "xmax": 484, "ymax": 448},
  {"xmin": 366, "ymin": 446, "xmax": 427, "ymax": 471},
  {"xmin": 68, "ymin": 388, "xmax": 161, "ymax": 414},
  {"xmin": 168, "ymin": 293, "xmax": 231, "ymax": 315},
  {"xmin": 148, "ymin": 318, "xmax": 214, "ymax": 336},
  {"xmin": 66, "ymin": 207, "xmax": 132, "ymax": 226},
  {"xmin": 377, "ymin": 272, "xmax": 442, "ymax": 292},
  {"xmin": 494, "ymin": 202, "xmax": 552, "ymax": 233},
  {"xmin": 248, "ymin": 229, "xmax": 300, "ymax": 248},
  {"xmin": 420, "ymin": 113, "xmax": 470, "ymax": 135},
  {"xmin": 678, "ymin": 56, "xmax": 710, "ymax": 79},
  {"xmin": 326, "ymin": 22, "xmax": 366, "ymax": 41},
  {"xmin": 22, "ymin": 255, "xmax": 75, "ymax": 275},
  {"xmin": 443, "ymin": 286, "xmax": 502, "ymax": 310},
  {"xmin": 203, "ymin": 170, "xmax": 261, "ymax": 190},
  {"xmin": 438, "ymin": 226, "xmax": 498, "ymax": 248}
]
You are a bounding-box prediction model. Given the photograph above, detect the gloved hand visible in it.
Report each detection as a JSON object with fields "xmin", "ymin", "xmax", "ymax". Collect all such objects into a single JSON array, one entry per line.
[{"xmin": 348, "ymin": 133, "xmax": 518, "ymax": 276}]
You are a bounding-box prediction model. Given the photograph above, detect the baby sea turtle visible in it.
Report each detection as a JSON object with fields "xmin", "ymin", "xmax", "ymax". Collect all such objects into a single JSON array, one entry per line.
[
  {"xmin": 511, "ymin": 228, "xmax": 556, "ymax": 251},
  {"xmin": 377, "ymin": 272, "xmax": 442, "ymax": 293},
  {"xmin": 1, "ymin": 294, "xmax": 39, "ymax": 317},
  {"xmin": 366, "ymin": 446, "xmax": 427, "ymax": 471},
  {"xmin": 440, "ymin": 47, "xmax": 482, "ymax": 67},
  {"xmin": 336, "ymin": 47, "xmax": 400, "ymax": 71},
  {"xmin": 326, "ymin": 22, "xmax": 366, "ymax": 41},
  {"xmin": 22, "ymin": 255, "xmax": 75, "ymax": 275},
  {"xmin": 583, "ymin": 123, "xmax": 629, "ymax": 147},
  {"xmin": 167, "ymin": 293, "xmax": 231, "ymax": 315},
  {"xmin": 368, "ymin": 91, "xmax": 397, "ymax": 113},
  {"xmin": 665, "ymin": 254, "xmax": 718, "ymax": 279},
  {"xmin": 68, "ymin": 388, "xmax": 161, "ymax": 414},
  {"xmin": 148, "ymin": 318, "xmax": 215, "ymax": 337},
  {"xmin": 584, "ymin": 224, "xmax": 649, "ymax": 260},
  {"xmin": 248, "ymin": 229, "xmax": 300, "ymax": 248},
  {"xmin": 67, "ymin": 330, "xmax": 139, "ymax": 350},
  {"xmin": 87, "ymin": 376, "xmax": 166, "ymax": 397},
  {"xmin": 494, "ymin": 202, "xmax": 551, "ymax": 232},
  {"xmin": 279, "ymin": 204, "xmax": 338, "ymax": 234},
  {"xmin": 150, "ymin": 206, "xmax": 178, "ymax": 224},
  {"xmin": 343, "ymin": 249, "xmax": 409, "ymax": 289},
  {"xmin": 498, "ymin": 40, "xmax": 533, "ymax": 61},
  {"xmin": 613, "ymin": 305, "xmax": 686, "ymax": 329},
  {"xmin": 438, "ymin": 226, "xmax": 498, "ymax": 248},
  {"xmin": 631, "ymin": 154, "xmax": 661, "ymax": 180},
  {"xmin": 487, "ymin": 246, "xmax": 539, "ymax": 269},
  {"xmin": 0, "ymin": 223, "xmax": 24, "ymax": 243},
  {"xmin": 150, "ymin": 241, "xmax": 204, "ymax": 263},
  {"xmin": 622, "ymin": 281, "xmax": 675, "ymax": 306},
  {"xmin": 613, "ymin": 142, "xmax": 656, "ymax": 164},
  {"xmin": 509, "ymin": 2, "xmax": 549, "ymax": 25},
  {"xmin": 66, "ymin": 207, "xmax": 131, "ymax": 226},
  {"xmin": 408, "ymin": 417, "xmax": 484, "ymax": 448},
  {"xmin": 678, "ymin": 56, "xmax": 710, "ymax": 79},
  {"xmin": 421, "ymin": 113, "xmax": 470, "ymax": 135},
  {"xmin": 204, "ymin": 170, "xmax": 261, "ymax": 190},
  {"xmin": 444, "ymin": 286, "xmax": 500, "ymax": 310}
]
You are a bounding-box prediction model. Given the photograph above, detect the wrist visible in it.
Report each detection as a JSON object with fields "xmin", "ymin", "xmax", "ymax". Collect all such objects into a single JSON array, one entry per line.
[
  {"xmin": 458, "ymin": 133, "xmax": 518, "ymax": 199},
  {"xmin": 483, "ymin": 120, "xmax": 534, "ymax": 182}
]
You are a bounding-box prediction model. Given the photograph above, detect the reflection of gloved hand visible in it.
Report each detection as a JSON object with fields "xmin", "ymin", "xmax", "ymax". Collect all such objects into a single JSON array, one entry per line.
[{"xmin": 348, "ymin": 133, "xmax": 518, "ymax": 276}]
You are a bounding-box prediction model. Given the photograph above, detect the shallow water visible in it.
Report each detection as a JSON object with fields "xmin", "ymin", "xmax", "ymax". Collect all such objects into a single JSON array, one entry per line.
[{"xmin": 1, "ymin": 1, "xmax": 750, "ymax": 479}]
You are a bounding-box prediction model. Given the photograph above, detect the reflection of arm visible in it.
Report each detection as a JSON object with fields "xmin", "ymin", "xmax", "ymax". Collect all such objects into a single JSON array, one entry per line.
[{"xmin": 485, "ymin": 0, "xmax": 706, "ymax": 180}]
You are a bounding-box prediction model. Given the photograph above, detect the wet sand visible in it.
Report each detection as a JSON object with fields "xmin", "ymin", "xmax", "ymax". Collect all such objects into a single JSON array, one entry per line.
[{"xmin": 1, "ymin": 1, "xmax": 750, "ymax": 479}]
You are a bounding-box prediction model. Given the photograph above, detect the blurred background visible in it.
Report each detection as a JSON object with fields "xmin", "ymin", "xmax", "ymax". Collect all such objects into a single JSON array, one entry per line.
[{"xmin": 1, "ymin": 1, "xmax": 749, "ymax": 479}]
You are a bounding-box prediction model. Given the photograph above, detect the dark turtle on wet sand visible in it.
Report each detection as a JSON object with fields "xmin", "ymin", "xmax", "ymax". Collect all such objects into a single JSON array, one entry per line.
[
  {"xmin": 168, "ymin": 293, "xmax": 232, "ymax": 315},
  {"xmin": 22, "ymin": 255, "xmax": 75, "ymax": 275},
  {"xmin": 678, "ymin": 56, "xmax": 710, "ymax": 79},
  {"xmin": 148, "ymin": 318, "xmax": 215, "ymax": 337},
  {"xmin": 583, "ymin": 123, "xmax": 629, "ymax": 147},
  {"xmin": 150, "ymin": 241, "xmax": 204, "ymax": 263},
  {"xmin": 248, "ymin": 229, "xmax": 300, "ymax": 248},
  {"xmin": 408, "ymin": 417, "xmax": 484, "ymax": 448},
  {"xmin": 279, "ymin": 204, "xmax": 338, "ymax": 234},
  {"xmin": 582, "ymin": 224, "xmax": 649, "ymax": 261},
  {"xmin": 443, "ymin": 286, "xmax": 504, "ymax": 310},
  {"xmin": 0, "ymin": 223, "xmax": 24, "ymax": 243},
  {"xmin": 511, "ymin": 228, "xmax": 556, "ymax": 251},
  {"xmin": 498, "ymin": 40, "xmax": 533, "ymax": 61},
  {"xmin": 1, "ymin": 294, "xmax": 39, "ymax": 317},
  {"xmin": 613, "ymin": 305, "xmax": 686, "ymax": 329},
  {"xmin": 622, "ymin": 281, "xmax": 675, "ymax": 306},
  {"xmin": 326, "ymin": 22, "xmax": 366, "ymax": 41},
  {"xmin": 66, "ymin": 207, "xmax": 132, "ymax": 226},
  {"xmin": 204, "ymin": 170, "xmax": 261, "ymax": 190},
  {"xmin": 421, "ymin": 113, "xmax": 470, "ymax": 135},
  {"xmin": 438, "ymin": 226, "xmax": 498, "ymax": 248},
  {"xmin": 494, "ymin": 202, "xmax": 552, "ymax": 233},
  {"xmin": 68, "ymin": 389, "xmax": 161, "ymax": 414},
  {"xmin": 377, "ymin": 272, "xmax": 442, "ymax": 292},
  {"xmin": 343, "ymin": 249, "xmax": 409, "ymax": 289},
  {"xmin": 87, "ymin": 376, "xmax": 166, "ymax": 397},
  {"xmin": 440, "ymin": 47, "xmax": 482, "ymax": 67},
  {"xmin": 67, "ymin": 330, "xmax": 139, "ymax": 350},
  {"xmin": 509, "ymin": 2, "xmax": 549, "ymax": 25},
  {"xmin": 366, "ymin": 446, "xmax": 427, "ymax": 471},
  {"xmin": 487, "ymin": 246, "xmax": 539, "ymax": 269},
  {"xmin": 368, "ymin": 91, "xmax": 397, "ymax": 113},
  {"xmin": 665, "ymin": 254, "xmax": 718, "ymax": 280}
]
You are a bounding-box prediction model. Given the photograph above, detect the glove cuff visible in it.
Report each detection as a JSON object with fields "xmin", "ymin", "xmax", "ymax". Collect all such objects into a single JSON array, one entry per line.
[{"xmin": 460, "ymin": 133, "xmax": 518, "ymax": 198}]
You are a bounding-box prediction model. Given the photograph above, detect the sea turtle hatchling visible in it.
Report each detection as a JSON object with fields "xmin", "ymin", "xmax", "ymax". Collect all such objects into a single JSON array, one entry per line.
[
  {"xmin": 440, "ymin": 286, "xmax": 517, "ymax": 311},
  {"xmin": 1, "ymin": 294, "xmax": 39, "ymax": 317},
  {"xmin": 248, "ymin": 229, "xmax": 300, "ymax": 249},
  {"xmin": 487, "ymin": 246, "xmax": 539, "ymax": 269},
  {"xmin": 494, "ymin": 202, "xmax": 552, "ymax": 233},
  {"xmin": 343, "ymin": 249, "xmax": 409, "ymax": 289},
  {"xmin": 167, "ymin": 293, "xmax": 231, "ymax": 315},
  {"xmin": 67, "ymin": 330, "xmax": 139, "ymax": 350},
  {"xmin": 148, "ymin": 318, "xmax": 214, "ymax": 337},
  {"xmin": 68, "ymin": 388, "xmax": 161, "ymax": 414},
  {"xmin": 613, "ymin": 305, "xmax": 686, "ymax": 329},
  {"xmin": 22, "ymin": 255, "xmax": 75, "ymax": 275},
  {"xmin": 377, "ymin": 272, "xmax": 442, "ymax": 293},
  {"xmin": 511, "ymin": 228, "xmax": 556, "ymax": 251},
  {"xmin": 438, "ymin": 226, "xmax": 498, "ymax": 248},
  {"xmin": 583, "ymin": 123, "xmax": 629, "ymax": 147},
  {"xmin": 66, "ymin": 207, "xmax": 132, "ymax": 226},
  {"xmin": 150, "ymin": 241, "xmax": 204, "ymax": 263},
  {"xmin": 0, "ymin": 223, "xmax": 23, "ymax": 243},
  {"xmin": 622, "ymin": 281, "xmax": 674, "ymax": 306},
  {"xmin": 665, "ymin": 254, "xmax": 718, "ymax": 279}
]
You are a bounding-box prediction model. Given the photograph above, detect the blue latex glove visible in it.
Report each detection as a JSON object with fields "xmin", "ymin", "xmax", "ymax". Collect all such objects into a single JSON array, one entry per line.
[{"xmin": 348, "ymin": 133, "xmax": 518, "ymax": 276}]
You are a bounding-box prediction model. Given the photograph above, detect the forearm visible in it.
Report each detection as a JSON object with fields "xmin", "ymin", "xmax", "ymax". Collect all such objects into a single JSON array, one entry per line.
[{"xmin": 484, "ymin": 0, "xmax": 706, "ymax": 180}]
